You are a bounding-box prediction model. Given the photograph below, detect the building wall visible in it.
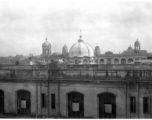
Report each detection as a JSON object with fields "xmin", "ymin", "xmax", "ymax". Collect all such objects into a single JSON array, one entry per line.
[
  {"xmin": 0, "ymin": 82, "xmax": 36, "ymax": 116},
  {"xmin": 0, "ymin": 81, "xmax": 152, "ymax": 118},
  {"xmin": 59, "ymin": 83, "xmax": 126, "ymax": 118}
]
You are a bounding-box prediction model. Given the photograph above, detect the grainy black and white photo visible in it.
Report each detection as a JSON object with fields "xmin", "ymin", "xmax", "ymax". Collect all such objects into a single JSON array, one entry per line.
[{"xmin": 0, "ymin": 0, "xmax": 152, "ymax": 118}]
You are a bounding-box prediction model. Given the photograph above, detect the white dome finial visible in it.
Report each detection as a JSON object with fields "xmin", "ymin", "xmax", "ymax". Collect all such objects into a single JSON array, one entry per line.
[
  {"xmin": 78, "ymin": 29, "xmax": 83, "ymax": 42},
  {"xmin": 80, "ymin": 29, "xmax": 82, "ymax": 38}
]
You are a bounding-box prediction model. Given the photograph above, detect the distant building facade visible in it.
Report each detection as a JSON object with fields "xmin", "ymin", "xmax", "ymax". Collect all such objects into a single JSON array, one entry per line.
[
  {"xmin": 0, "ymin": 64, "xmax": 152, "ymax": 118},
  {"xmin": 40, "ymin": 35, "xmax": 150, "ymax": 65},
  {"xmin": 0, "ymin": 35, "xmax": 151, "ymax": 65},
  {"xmin": 1, "ymin": 34, "xmax": 152, "ymax": 118}
]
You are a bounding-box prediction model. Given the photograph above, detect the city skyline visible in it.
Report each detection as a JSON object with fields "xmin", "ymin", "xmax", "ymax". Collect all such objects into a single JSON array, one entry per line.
[{"xmin": 0, "ymin": 0, "xmax": 152, "ymax": 56}]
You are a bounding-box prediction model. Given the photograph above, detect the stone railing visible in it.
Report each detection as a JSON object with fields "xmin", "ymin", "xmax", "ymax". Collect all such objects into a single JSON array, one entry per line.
[
  {"xmin": 0, "ymin": 64, "xmax": 151, "ymax": 80},
  {"xmin": 48, "ymin": 69, "xmax": 152, "ymax": 80}
]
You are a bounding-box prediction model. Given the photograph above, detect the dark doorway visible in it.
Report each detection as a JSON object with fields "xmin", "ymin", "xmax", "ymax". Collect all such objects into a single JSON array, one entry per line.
[
  {"xmin": 99, "ymin": 93, "xmax": 116, "ymax": 118},
  {"xmin": 17, "ymin": 90, "xmax": 31, "ymax": 116},
  {"xmin": 68, "ymin": 92, "xmax": 84, "ymax": 118},
  {"xmin": 0, "ymin": 90, "xmax": 4, "ymax": 114}
]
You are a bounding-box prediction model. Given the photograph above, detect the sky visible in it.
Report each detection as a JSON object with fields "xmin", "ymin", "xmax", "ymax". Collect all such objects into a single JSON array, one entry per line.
[{"xmin": 0, "ymin": 0, "xmax": 152, "ymax": 56}]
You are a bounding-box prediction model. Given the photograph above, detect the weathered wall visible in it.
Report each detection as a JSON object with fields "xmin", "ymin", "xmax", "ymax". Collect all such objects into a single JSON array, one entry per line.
[
  {"xmin": 59, "ymin": 82, "xmax": 126, "ymax": 118},
  {"xmin": 0, "ymin": 81, "xmax": 152, "ymax": 118},
  {"xmin": 0, "ymin": 82, "xmax": 36, "ymax": 115}
]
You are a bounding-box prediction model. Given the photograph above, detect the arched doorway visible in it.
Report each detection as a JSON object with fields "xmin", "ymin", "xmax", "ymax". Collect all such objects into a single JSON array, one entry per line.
[
  {"xmin": 121, "ymin": 58, "xmax": 126, "ymax": 64},
  {"xmin": 114, "ymin": 58, "xmax": 119, "ymax": 64},
  {"xmin": 128, "ymin": 58, "xmax": 133, "ymax": 64},
  {"xmin": 100, "ymin": 59, "xmax": 104, "ymax": 64},
  {"xmin": 17, "ymin": 90, "xmax": 31, "ymax": 116},
  {"xmin": 0, "ymin": 90, "xmax": 4, "ymax": 114},
  {"xmin": 98, "ymin": 93, "xmax": 116, "ymax": 118},
  {"xmin": 68, "ymin": 92, "xmax": 84, "ymax": 118}
]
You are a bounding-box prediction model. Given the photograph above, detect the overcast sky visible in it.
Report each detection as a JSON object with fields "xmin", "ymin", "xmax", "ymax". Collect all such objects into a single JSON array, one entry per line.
[{"xmin": 0, "ymin": 0, "xmax": 152, "ymax": 56}]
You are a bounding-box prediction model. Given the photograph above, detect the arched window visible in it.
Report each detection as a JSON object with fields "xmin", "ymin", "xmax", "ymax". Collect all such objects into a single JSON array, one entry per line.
[
  {"xmin": 98, "ymin": 92, "xmax": 116, "ymax": 118},
  {"xmin": 128, "ymin": 58, "xmax": 133, "ymax": 63},
  {"xmin": 114, "ymin": 59, "xmax": 119, "ymax": 64},
  {"xmin": 121, "ymin": 58, "xmax": 126, "ymax": 64},
  {"xmin": 17, "ymin": 90, "xmax": 31, "ymax": 116},
  {"xmin": 83, "ymin": 59, "xmax": 88, "ymax": 64},
  {"xmin": 67, "ymin": 92, "xmax": 84, "ymax": 118},
  {"xmin": 100, "ymin": 59, "xmax": 104, "ymax": 64}
]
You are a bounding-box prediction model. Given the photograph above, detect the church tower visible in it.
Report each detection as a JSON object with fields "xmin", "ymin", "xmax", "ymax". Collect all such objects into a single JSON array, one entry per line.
[
  {"xmin": 62, "ymin": 44, "xmax": 68, "ymax": 56},
  {"xmin": 94, "ymin": 45, "xmax": 101, "ymax": 56},
  {"xmin": 42, "ymin": 37, "xmax": 51, "ymax": 56},
  {"xmin": 134, "ymin": 39, "xmax": 141, "ymax": 53}
]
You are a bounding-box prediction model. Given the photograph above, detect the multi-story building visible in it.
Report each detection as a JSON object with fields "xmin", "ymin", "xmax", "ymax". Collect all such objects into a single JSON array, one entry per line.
[
  {"xmin": 41, "ymin": 35, "xmax": 151, "ymax": 65},
  {"xmin": 0, "ymin": 35, "xmax": 152, "ymax": 118}
]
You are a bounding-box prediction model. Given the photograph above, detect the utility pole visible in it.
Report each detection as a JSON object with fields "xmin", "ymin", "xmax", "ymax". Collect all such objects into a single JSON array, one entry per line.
[{"xmin": 47, "ymin": 64, "xmax": 50, "ymax": 118}]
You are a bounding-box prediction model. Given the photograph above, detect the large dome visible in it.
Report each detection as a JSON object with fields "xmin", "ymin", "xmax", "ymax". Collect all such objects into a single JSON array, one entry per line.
[
  {"xmin": 134, "ymin": 39, "xmax": 140, "ymax": 47},
  {"xmin": 69, "ymin": 36, "xmax": 94, "ymax": 58},
  {"xmin": 42, "ymin": 38, "xmax": 51, "ymax": 47}
]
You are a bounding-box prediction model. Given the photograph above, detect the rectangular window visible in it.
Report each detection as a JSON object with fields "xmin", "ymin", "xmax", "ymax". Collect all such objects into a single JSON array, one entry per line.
[
  {"xmin": 41, "ymin": 93, "xmax": 46, "ymax": 108},
  {"xmin": 72, "ymin": 102, "xmax": 79, "ymax": 112},
  {"xmin": 104, "ymin": 104, "xmax": 112, "ymax": 113},
  {"xmin": 21, "ymin": 100, "xmax": 26, "ymax": 108},
  {"xmin": 143, "ymin": 97, "xmax": 149, "ymax": 114},
  {"xmin": 130, "ymin": 96, "xmax": 136, "ymax": 113},
  {"xmin": 51, "ymin": 94, "xmax": 55, "ymax": 109}
]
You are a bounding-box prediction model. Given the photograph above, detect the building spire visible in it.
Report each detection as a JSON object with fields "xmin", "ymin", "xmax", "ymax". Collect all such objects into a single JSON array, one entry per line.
[
  {"xmin": 79, "ymin": 29, "xmax": 82, "ymax": 39},
  {"xmin": 78, "ymin": 29, "xmax": 83, "ymax": 42},
  {"xmin": 46, "ymin": 37, "xmax": 47, "ymax": 41}
]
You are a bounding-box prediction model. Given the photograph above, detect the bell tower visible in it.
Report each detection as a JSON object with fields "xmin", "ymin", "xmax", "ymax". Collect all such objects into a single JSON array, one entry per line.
[
  {"xmin": 42, "ymin": 37, "xmax": 51, "ymax": 56},
  {"xmin": 134, "ymin": 39, "xmax": 140, "ymax": 53},
  {"xmin": 94, "ymin": 45, "xmax": 101, "ymax": 56},
  {"xmin": 62, "ymin": 44, "xmax": 68, "ymax": 56}
]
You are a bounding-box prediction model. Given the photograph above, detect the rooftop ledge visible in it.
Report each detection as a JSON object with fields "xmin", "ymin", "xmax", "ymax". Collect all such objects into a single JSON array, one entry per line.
[{"xmin": 0, "ymin": 64, "xmax": 151, "ymax": 70}]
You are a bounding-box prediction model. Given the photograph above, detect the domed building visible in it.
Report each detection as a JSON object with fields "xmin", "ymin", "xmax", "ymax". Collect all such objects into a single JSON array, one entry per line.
[
  {"xmin": 2, "ymin": 33, "xmax": 152, "ymax": 119},
  {"xmin": 94, "ymin": 45, "xmax": 101, "ymax": 56},
  {"xmin": 42, "ymin": 38, "xmax": 51, "ymax": 57},
  {"xmin": 134, "ymin": 39, "xmax": 141, "ymax": 53},
  {"xmin": 38, "ymin": 34, "xmax": 149, "ymax": 65},
  {"xmin": 68, "ymin": 35, "xmax": 94, "ymax": 64},
  {"xmin": 62, "ymin": 44, "xmax": 68, "ymax": 56}
]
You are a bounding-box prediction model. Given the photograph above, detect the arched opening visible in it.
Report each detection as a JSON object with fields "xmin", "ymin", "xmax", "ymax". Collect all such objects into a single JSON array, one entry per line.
[
  {"xmin": 100, "ymin": 59, "xmax": 104, "ymax": 64},
  {"xmin": 114, "ymin": 59, "xmax": 119, "ymax": 64},
  {"xmin": 0, "ymin": 90, "xmax": 4, "ymax": 114},
  {"xmin": 67, "ymin": 92, "xmax": 84, "ymax": 118},
  {"xmin": 83, "ymin": 58, "xmax": 88, "ymax": 64},
  {"xmin": 121, "ymin": 58, "xmax": 126, "ymax": 64},
  {"xmin": 98, "ymin": 93, "xmax": 116, "ymax": 118},
  {"xmin": 17, "ymin": 90, "xmax": 31, "ymax": 116},
  {"xmin": 128, "ymin": 58, "xmax": 133, "ymax": 64}
]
